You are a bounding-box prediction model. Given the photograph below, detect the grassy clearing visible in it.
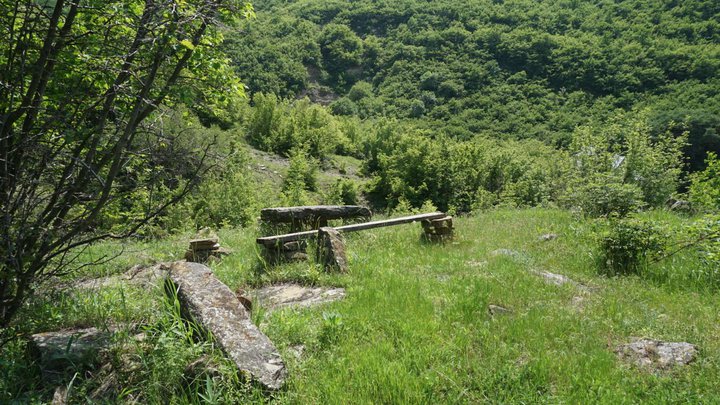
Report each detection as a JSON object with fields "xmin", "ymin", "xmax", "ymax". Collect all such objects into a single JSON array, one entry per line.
[{"xmin": 2, "ymin": 209, "xmax": 719, "ymax": 403}]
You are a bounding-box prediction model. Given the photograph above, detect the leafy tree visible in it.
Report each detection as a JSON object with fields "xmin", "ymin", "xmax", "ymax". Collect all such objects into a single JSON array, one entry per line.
[{"xmin": 0, "ymin": 0, "xmax": 250, "ymax": 327}]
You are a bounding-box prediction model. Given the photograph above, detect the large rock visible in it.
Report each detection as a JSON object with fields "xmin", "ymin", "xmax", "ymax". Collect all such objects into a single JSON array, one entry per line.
[
  {"xmin": 246, "ymin": 284, "xmax": 346, "ymax": 312},
  {"xmin": 615, "ymin": 338, "xmax": 697, "ymax": 370},
  {"xmin": 168, "ymin": 262, "xmax": 286, "ymax": 390},
  {"xmin": 317, "ymin": 227, "xmax": 348, "ymax": 272}
]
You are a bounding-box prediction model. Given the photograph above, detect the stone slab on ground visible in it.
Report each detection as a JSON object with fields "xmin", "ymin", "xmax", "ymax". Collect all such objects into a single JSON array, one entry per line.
[
  {"xmin": 68, "ymin": 263, "xmax": 170, "ymax": 291},
  {"xmin": 168, "ymin": 262, "xmax": 286, "ymax": 390},
  {"xmin": 246, "ymin": 283, "xmax": 346, "ymax": 312},
  {"xmin": 532, "ymin": 269, "xmax": 577, "ymax": 287},
  {"xmin": 488, "ymin": 304, "xmax": 513, "ymax": 316},
  {"xmin": 490, "ymin": 249, "xmax": 531, "ymax": 264},
  {"xmin": 615, "ymin": 338, "xmax": 697, "ymax": 370},
  {"xmin": 531, "ymin": 269, "xmax": 597, "ymax": 293},
  {"xmin": 29, "ymin": 327, "xmax": 115, "ymax": 376},
  {"xmin": 539, "ymin": 233, "xmax": 558, "ymax": 241}
]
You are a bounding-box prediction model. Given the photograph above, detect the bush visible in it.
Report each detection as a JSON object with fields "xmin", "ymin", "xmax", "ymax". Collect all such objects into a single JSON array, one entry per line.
[
  {"xmin": 247, "ymin": 94, "xmax": 347, "ymax": 160},
  {"xmin": 685, "ymin": 214, "xmax": 720, "ymax": 275},
  {"xmin": 566, "ymin": 113, "xmax": 687, "ymax": 216},
  {"xmin": 327, "ymin": 179, "xmax": 360, "ymax": 205},
  {"xmin": 163, "ymin": 142, "xmax": 261, "ymax": 232},
  {"xmin": 598, "ymin": 218, "xmax": 665, "ymax": 276},
  {"xmin": 688, "ymin": 152, "xmax": 720, "ymax": 213},
  {"xmin": 571, "ymin": 174, "xmax": 646, "ymax": 217},
  {"xmin": 284, "ymin": 149, "xmax": 318, "ymax": 192}
]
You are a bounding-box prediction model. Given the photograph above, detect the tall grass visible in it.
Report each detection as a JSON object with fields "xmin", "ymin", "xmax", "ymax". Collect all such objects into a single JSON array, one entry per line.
[{"xmin": 2, "ymin": 209, "xmax": 719, "ymax": 403}]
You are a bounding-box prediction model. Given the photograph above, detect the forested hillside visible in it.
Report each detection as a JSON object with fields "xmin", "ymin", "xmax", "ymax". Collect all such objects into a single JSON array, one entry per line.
[{"xmin": 225, "ymin": 0, "xmax": 720, "ymax": 169}]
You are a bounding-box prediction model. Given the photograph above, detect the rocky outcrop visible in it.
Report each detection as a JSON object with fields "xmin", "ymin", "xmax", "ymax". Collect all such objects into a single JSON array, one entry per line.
[{"xmin": 168, "ymin": 262, "xmax": 286, "ymax": 390}]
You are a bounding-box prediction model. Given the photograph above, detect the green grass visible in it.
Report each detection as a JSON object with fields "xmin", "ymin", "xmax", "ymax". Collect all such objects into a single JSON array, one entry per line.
[{"xmin": 2, "ymin": 209, "xmax": 720, "ymax": 403}]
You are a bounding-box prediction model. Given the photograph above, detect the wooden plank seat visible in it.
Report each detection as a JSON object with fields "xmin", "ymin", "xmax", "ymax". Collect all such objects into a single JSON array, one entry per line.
[{"xmin": 257, "ymin": 212, "xmax": 448, "ymax": 246}]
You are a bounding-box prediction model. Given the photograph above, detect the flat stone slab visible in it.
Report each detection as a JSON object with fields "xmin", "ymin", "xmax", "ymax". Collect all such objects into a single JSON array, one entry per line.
[
  {"xmin": 490, "ymin": 249, "xmax": 531, "ymax": 264},
  {"xmin": 29, "ymin": 327, "xmax": 114, "ymax": 375},
  {"xmin": 168, "ymin": 262, "xmax": 286, "ymax": 390},
  {"xmin": 260, "ymin": 205, "xmax": 371, "ymax": 224},
  {"xmin": 247, "ymin": 284, "xmax": 346, "ymax": 312},
  {"xmin": 539, "ymin": 233, "xmax": 558, "ymax": 241},
  {"xmin": 488, "ymin": 304, "xmax": 512, "ymax": 316},
  {"xmin": 67, "ymin": 263, "xmax": 170, "ymax": 291},
  {"xmin": 532, "ymin": 269, "xmax": 576, "ymax": 287},
  {"xmin": 531, "ymin": 269, "xmax": 597, "ymax": 292},
  {"xmin": 616, "ymin": 338, "xmax": 697, "ymax": 370}
]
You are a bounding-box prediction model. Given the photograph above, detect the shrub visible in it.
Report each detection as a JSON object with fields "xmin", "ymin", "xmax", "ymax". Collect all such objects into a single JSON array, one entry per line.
[
  {"xmin": 688, "ymin": 152, "xmax": 720, "ymax": 213},
  {"xmin": 284, "ymin": 149, "xmax": 318, "ymax": 193},
  {"xmin": 572, "ymin": 174, "xmax": 646, "ymax": 217},
  {"xmin": 331, "ymin": 179, "xmax": 360, "ymax": 205},
  {"xmin": 566, "ymin": 113, "xmax": 687, "ymax": 216},
  {"xmin": 163, "ymin": 142, "xmax": 261, "ymax": 232},
  {"xmin": 685, "ymin": 214, "xmax": 720, "ymax": 275},
  {"xmin": 598, "ymin": 218, "xmax": 665, "ymax": 276}
]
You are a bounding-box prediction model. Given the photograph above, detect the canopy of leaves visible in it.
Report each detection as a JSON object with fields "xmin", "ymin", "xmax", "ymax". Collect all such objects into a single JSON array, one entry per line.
[{"xmin": 225, "ymin": 0, "xmax": 720, "ymax": 168}]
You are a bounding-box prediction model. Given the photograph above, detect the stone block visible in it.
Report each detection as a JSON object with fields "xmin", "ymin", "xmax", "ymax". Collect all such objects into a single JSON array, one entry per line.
[{"xmin": 168, "ymin": 262, "xmax": 286, "ymax": 390}]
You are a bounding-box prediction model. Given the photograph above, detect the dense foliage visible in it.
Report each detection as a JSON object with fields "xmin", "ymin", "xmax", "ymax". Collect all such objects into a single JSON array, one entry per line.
[
  {"xmin": 225, "ymin": 0, "xmax": 720, "ymax": 169},
  {"xmin": 0, "ymin": 0, "xmax": 251, "ymax": 326}
]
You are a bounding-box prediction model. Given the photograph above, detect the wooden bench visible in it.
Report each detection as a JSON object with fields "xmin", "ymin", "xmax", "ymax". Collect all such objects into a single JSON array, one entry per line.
[{"xmin": 257, "ymin": 212, "xmax": 454, "ymax": 266}]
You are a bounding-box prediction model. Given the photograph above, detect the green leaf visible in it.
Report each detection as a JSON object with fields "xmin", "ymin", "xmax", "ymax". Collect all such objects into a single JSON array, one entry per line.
[{"xmin": 180, "ymin": 39, "xmax": 195, "ymax": 50}]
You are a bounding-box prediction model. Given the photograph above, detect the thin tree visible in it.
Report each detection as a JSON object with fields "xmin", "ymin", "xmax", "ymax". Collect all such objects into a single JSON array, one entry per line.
[{"xmin": 0, "ymin": 0, "xmax": 250, "ymax": 327}]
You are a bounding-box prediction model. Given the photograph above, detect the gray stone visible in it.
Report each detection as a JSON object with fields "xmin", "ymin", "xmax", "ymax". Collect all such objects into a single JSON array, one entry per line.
[
  {"xmin": 260, "ymin": 205, "xmax": 371, "ymax": 225},
  {"xmin": 185, "ymin": 246, "xmax": 231, "ymax": 263},
  {"xmin": 29, "ymin": 327, "xmax": 114, "ymax": 376},
  {"xmin": 488, "ymin": 304, "xmax": 512, "ymax": 316},
  {"xmin": 52, "ymin": 386, "xmax": 68, "ymax": 405},
  {"xmin": 168, "ymin": 262, "xmax": 286, "ymax": 390},
  {"xmin": 189, "ymin": 238, "xmax": 219, "ymax": 250},
  {"xmin": 422, "ymin": 216, "xmax": 455, "ymax": 242},
  {"xmin": 490, "ymin": 249, "xmax": 529, "ymax": 263},
  {"xmin": 68, "ymin": 263, "xmax": 169, "ymax": 291},
  {"xmin": 670, "ymin": 200, "xmax": 692, "ymax": 212},
  {"xmin": 247, "ymin": 283, "xmax": 346, "ymax": 312},
  {"xmin": 532, "ymin": 269, "xmax": 597, "ymax": 293},
  {"xmin": 616, "ymin": 339, "xmax": 697, "ymax": 370},
  {"xmin": 317, "ymin": 227, "xmax": 348, "ymax": 272},
  {"xmin": 539, "ymin": 233, "xmax": 558, "ymax": 241},
  {"xmin": 287, "ymin": 344, "xmax": 306, "ymax": 361},
  {"xmin": 532, "ymin": 269, "xmax": 576, "ymax": 287}
]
